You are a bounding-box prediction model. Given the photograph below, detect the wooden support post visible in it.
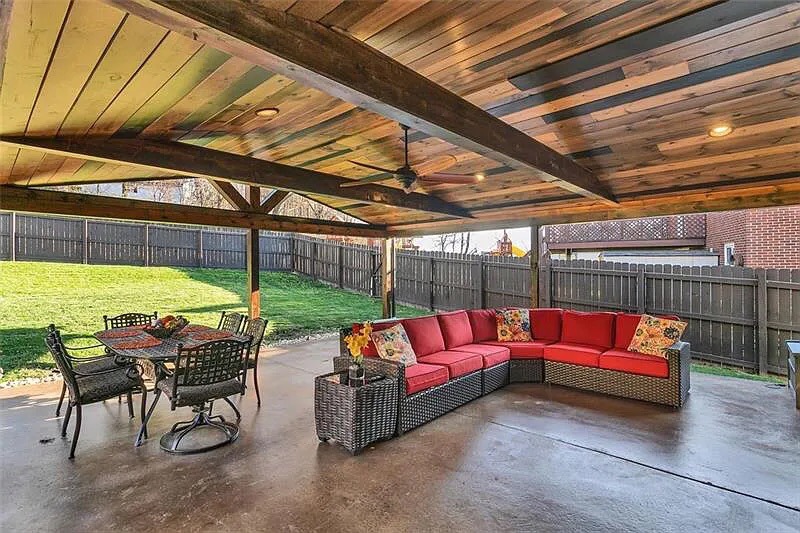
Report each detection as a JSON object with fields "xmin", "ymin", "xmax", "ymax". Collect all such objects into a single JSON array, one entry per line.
[
  {"xmin": 530, "ymin": 224, "xmax": 540, "ymax": 307},
  {"xmin": 247, "ymin": 187, "xmax": 261, "ymax": 318},
  {"xmin": 381, "ymin": 238, "xmax": 396, "ymax": 319},
  {"xmin": 756, "ymin": 268, "xmax": 768, "ymax": 375}
]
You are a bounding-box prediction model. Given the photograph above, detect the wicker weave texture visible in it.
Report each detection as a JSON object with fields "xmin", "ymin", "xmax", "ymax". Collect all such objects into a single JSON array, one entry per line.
[
  {"xmin": 509, "ymin": 359, "xmax": 544, "ymax": 383},
  {"xmin": 482, "ymin": 362, "xmax": 509, "ymax": 395},
  {"xmin": 544, "ymin": 342, "xmax": 690, "ymax": 407},
  {"xmin": 315, "ymin": 371, "xmax": 398, "ymax": 455},
  {"xmin": 399, "ymin": 370, "xmax": 482, "ymax": 434}
]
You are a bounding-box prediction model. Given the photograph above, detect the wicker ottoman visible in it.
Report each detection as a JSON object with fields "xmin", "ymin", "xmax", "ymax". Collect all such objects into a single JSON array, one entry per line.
[{"xmin": 314, "ymin": 371, "xmax": 398, "ymax": 455}]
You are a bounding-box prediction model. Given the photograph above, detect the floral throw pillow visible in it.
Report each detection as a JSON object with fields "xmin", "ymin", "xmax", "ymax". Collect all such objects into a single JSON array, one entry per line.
[
  {"xmin": 495, "ymin": 308, "xmax": 532, "ymax": 342},
  {"xmin": 628, "ymin": 315, "xmax": 687, "ymax": 358},
  {"xmin": 370, "ymin": 323, "xmax": 417, "ymax": 366}
]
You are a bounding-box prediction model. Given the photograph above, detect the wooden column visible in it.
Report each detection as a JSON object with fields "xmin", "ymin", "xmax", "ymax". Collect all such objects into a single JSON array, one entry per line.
[
  {"xmin": 530, "ymin": 224, "xmax": 540, "ymax": 307},
  {"xmin": 381, "ymin": 238, "xmax": 396, "ymax": 319},
  {"xmin": 247, "ymin": 187, "xmax": 261, "ymax": 318}
]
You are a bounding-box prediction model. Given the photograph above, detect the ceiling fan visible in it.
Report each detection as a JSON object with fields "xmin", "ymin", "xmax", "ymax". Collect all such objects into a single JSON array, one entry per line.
[{"xmin": 340, "ymin": 124, "xmax": 485, "ymax": 193}]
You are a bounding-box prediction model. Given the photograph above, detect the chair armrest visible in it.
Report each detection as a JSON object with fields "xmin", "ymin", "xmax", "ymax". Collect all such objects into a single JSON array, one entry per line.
[
  {"xmin": 73, "ymin": 362, "xmax": 142, "ymax": 381},
  {"xmin": 64, "ymin": 343, "xmax": 105, "ymax": 351},
  {"xmin": 666, "ymin": 341, "xmax": 691, "ymax": 404}
]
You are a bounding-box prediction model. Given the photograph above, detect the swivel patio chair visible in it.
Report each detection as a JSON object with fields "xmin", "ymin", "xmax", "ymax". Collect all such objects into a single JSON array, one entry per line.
[
  {"xmin": 138, "ymin": 337, "xmax": 251, "ymax": 454},
  {"xmin": 218, "ymin": 311, "xmax": 245, "ymax": 333},
  {"xmin": 240, "ymin": 317, "xmax": 268, "ymax": 406},
  {"xmin": 45, "ymin": 329, "xmax": 147, "ymax": 459},
  {"xmin": 103, "ymin": 311, "xmax": 158, "ymax": 330},
  {"xmin": 47, "ymin": 324, "xmax": 128, "ymax": 417}
]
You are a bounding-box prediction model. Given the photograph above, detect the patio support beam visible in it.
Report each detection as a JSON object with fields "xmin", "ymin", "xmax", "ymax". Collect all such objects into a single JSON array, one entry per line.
[
  {"xmin": 260, "ymin": 190, "xmax": 290, "ymax": 214},
  {"xmin": 209, "ymin": 180, "xmax": 249, "ymax": 211},
  {"xmin": 247, "ymin": 186, "xmax": 261, "ymax": 319},
  {"xmin": 103, "ymin": 0, "xmax": 616, "ymax": 204},
  {"xmin": 381, "ymin": 238, "xmax": 396, "ymax": 319},
  {"xmin": 530, "ymin": 224, "xmax": 540, "ymax": 308},
  {"xmin": 0, "ymin": 136, "xmax": 473, "ymax": 219},
  {"xmin": 0, "ymin": 186, "xmax": 388, "ymax": 238}
]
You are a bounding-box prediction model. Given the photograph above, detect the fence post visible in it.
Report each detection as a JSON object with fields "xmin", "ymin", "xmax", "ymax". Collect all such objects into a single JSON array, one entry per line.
[
  {"xmin": 143, "ymin": 224, "xmax": 150, "ymax": 266},
  {"xmin": 475, "ymin": 255, "xmax": 485, "ymax": 309},
  {"xmin": 289, "ymin": 235, "xmax": 295, "ymax": 272},
  {"xmin": 756, "ymin": 268, "xmax": 768, "ymax": 375},
  {"xmin": 10, "ymin": 212, "xmax": 16, "ymax": 261},
  {"xmin": 197, "ymin": 228, "xmax": 204, "ymax": 267},
  {"xmin": 541, "ymin": 259, "xmax": 551, "ymax": 307},
  {"xmin": 337, "ymin": 243, "xmax": 344, "ymax": 288},
  {"xmin": 636, "ymin": 268, "xmax": 646, "ymax": 313},
  {"xmin": 429, "ymin": 255, "xmax": 435, "ymax": 311},
  {"xmin": 371, "ymin": 249, "xmax": 378, "ymax": 297},
  {"xmin": 82, "ymin": 219, "xmax": 89, "ymax": 264}
]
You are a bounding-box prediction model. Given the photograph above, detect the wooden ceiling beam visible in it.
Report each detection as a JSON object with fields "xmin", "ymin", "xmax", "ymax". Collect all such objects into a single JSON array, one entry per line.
[
  {"xmin": 0, "ymin": 185, "xmax": 388, "ymax": 238},
  {"xmin": 0, "ymin": 136, "xmax": 471, "ymax": 219},
  {"xmin": 105, "ymin": 0, "xmax": 616, "ymax": 204},
  {"xmin": 260, "ymin": 190, "xmax": 290, "ymax": 213},
  {"xmin": 209, "ymin": 179, "xmax": 249, "ymax": 210}
]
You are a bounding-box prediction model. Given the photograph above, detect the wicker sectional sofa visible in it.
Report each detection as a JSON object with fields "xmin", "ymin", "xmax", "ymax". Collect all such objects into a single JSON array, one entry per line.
[{"xmin": 335, "ymin": 308, "xmax": 690, "ymax": 436}]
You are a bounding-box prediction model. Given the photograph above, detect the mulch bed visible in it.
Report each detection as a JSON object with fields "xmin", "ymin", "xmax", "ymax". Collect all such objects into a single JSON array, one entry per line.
[{"xmin": 114, "ymin": 337, "xmax": 162, "ymax": 349}]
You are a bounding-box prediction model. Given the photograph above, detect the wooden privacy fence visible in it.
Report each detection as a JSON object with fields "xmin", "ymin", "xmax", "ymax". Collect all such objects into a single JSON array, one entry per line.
[{"xmin": 2, "ymin": 212, "xmax": 798, "ymax": 375}]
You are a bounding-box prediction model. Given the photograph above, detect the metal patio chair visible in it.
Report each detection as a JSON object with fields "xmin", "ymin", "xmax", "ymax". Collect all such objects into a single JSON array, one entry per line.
[
  {"xmin": 240, "ymin": 317, "xmax": 268, "ymax": 406},
  {"xmin": 138, "ymin": 337, "xmax": 251, "ymax": 454},
  {"xmin": 103, "ymin": 311, "xmax": 158, "ymax": 330},
  {"xmin": 45, "ymin": 328, "xmax": 147, "ymax": 459},
  {"xmin": 217, "ymin": 311, "xmax": 245, "ymax": 333}
]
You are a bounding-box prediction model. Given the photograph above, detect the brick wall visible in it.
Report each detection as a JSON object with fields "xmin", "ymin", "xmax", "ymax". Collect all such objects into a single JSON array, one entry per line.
[{"xmin": 707, "ymin": 207, "xmax": 800, "ymax": 268}]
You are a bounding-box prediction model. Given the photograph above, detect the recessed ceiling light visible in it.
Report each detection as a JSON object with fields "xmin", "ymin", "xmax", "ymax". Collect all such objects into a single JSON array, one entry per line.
[
  {"xmin": 475, "ymin": 173, "xmax": 486, "ymax": 181},
  {"xmin": 255, "ymin": 107, "xmax": 279, "ymax": 118},
  {"xmin": 708, "ymin": 124, "xmax": 733, "ymax": 137}
]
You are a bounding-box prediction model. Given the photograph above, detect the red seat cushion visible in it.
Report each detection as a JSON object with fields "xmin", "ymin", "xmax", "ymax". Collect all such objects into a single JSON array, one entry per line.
[
  {"xmin": 417, "ymin": 350, "xmax": 483, "ymax": 378},
  {"xmin": 450, "ymin": 343, "xmax": 510, "ymax": 368},
  {"xmin": 467, "ymin": 309, "xmax": 497, "ymax": 342},
  {"xmin": 437, "ymin": 310, "xmax": 474, "ymax": 349},
  {"xmin": 405, "ymin": 363, "xmax": 449, "ymax": 395},
  {"xmin": 600, "ymin": 349, "xmax": 669, "ymax": 378},
  {"xmin": 529, "ymin": 308, "xmax": 563, "ymax": 342},
  {"xmin": 561, "ymin": 310, "xmax": 616, "ymax": 349},
  {"xmin": 481, "ymin": 340, "xmax": 553, "ymax": 359},
  {"xmin": 543, "ymin": 343, "xmax": 604, "ymax": 367},
  {"xmin": 401, "ymin": 316, "xmax": 445, "ymax": 357},
  {"xmin": 353, "ymin": 320, "xmax": 398, "ymax": 357},
  {"xmin": 615, "ymin": 313, "xmax": 680, "ymax": 350}
]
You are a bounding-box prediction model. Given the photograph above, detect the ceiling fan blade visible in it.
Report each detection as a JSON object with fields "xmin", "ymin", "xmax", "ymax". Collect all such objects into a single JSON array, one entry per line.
[
  {"xmin": 413, "ymin": 154, "xmax": 458, "ymax": 176},
  {"xmin": 348, "ymin": 160, "xmax": 400, "ymax": 175},
  {"xmin": 339, "ymin": 174, "xmax": 397, "ymax": 188},
  {"xmin": 420, "ymin": 172, "xmax": 482, "ymax": 184}
]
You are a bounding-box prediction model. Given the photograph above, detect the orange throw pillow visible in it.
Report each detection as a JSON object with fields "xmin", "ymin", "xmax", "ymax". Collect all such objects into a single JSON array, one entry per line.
[
  {"xmin": 495, "ymin": 308, "xmax": 532, "ymax": 342},
  {"xmin": 628, "ymin": 315, "xmax": 687, "ymax": 358}
]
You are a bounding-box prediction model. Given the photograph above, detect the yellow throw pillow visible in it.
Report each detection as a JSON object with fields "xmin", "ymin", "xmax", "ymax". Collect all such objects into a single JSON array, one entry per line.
[
  {"xmin": 495, "ymin": 308, "xmax": 532, "ymax": 342},
  {"xmin": 628, "ymin": 315, "xmax": 687, "ymax": 358},
  {"xmin": 370, "ymin": 323, "xmax": 417, "ymax": 366}
]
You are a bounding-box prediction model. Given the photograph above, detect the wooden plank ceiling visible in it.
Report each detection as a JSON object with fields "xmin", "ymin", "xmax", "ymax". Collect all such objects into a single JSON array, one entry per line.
[{"xmin": 1, "ymin": 0, "xmax": 798, "ymax": 236}]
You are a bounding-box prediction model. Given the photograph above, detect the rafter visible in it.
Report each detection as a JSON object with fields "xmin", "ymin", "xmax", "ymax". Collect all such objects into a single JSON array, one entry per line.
[
  {"xmin": 0, "ymin": 136, "xmax": 472, "ymax": 219},
  {"xmin": 209, "ymin": 180, "xmax": 249, "ymax": 210},
  {"xmin": 260, "ymin": 190, "xmax": 289, "ymax": 213},
  {"xmin": 104, "ymin": 0, "xmax": 616, "ymax": 204},
  {"xmin": 0, "ymin": 185, "xmax": 387, "ymax": 237}
]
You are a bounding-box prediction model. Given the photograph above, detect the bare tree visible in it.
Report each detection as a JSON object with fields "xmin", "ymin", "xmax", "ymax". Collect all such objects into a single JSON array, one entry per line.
[
  {"xmin": 187, "ymin": 179, "xmax": 226, "ymax": 209},
  {"xmin": 434, "ymin": 232, "xmax": 475, "ymax": 254}
]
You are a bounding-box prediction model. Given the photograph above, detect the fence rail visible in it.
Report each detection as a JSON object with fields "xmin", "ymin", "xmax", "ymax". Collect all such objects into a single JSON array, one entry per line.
[{"xmin": 2, "ymin": 211, "xmax": 797, "ymax": 375}]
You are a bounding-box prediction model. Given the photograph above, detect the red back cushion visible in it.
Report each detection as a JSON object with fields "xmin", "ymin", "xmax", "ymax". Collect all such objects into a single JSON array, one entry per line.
[
  {"xmin": 353, "ymin": 320, "xmax": 397, "ymax": 357},
  {"xmin": 467, "ymin": 309, "xmax": 497, "ymax": 342},
  {"xmin": 401, "ymin": 315, "xmax": 446, "ymax": 357},
  {"xmin": 436, "ymin": 310, "xmax": 474, "ymax": 349},
  {"xmin": 614, "ymin": 313, "xmax": 680, "ymax": 350},
  {"xmin": 529, "ymin": 308, "xmax": 563, "ymax": 341},
  {"xmin": 561, "ymin": 310, "xmax": 616, "ymax": 349}
]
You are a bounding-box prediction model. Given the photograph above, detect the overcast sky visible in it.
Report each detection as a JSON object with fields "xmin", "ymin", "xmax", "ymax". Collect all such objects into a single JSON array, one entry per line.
[{"xmin": 412, "ymin": 227, "xmax": 533, "ymax": 254}]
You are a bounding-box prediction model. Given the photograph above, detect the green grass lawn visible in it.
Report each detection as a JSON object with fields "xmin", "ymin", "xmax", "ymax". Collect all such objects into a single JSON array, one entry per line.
[{"xmin": 0, "ymin": 261, "xmax": 425, "ymax": 382}]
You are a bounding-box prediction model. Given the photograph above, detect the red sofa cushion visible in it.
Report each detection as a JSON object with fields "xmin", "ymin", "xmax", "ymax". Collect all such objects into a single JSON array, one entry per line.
[
  {"xmin": 467, "ymin": 309, "xmax": 497, "ymax": 342},
  {"xmin": 529, "ymin": 308, "xmax": 563, "ymax": 341},
  {"xmin": 417, "ymin": 350, "xmax": 483, "ymax": 379},
  {"xmin": 401, "ymin": 316, "xmax": 445, "ymax": 357},
  {"xmin": 481, "ymin": 340, "xmax": 553, "ymax": 359},
  {"xmin": 405, "ymin": 363, "xmax": 449, "ymax": 395},
  {"xmin": 451, "ymin": 343, "xmax": 510, "ymax": 368},
  {"xmin": 561, "ymin": 310, "xmax": 615, "ymax": 349},
  {"xmin": 353, "ymin": 320, "xmax": 398, "ymax": 357},
  {"xmin": 614, "ymin": 313, "xmax": 680, "ymax": 350},
  {"xmin": 600, "ymin": 349, "xmax": 669, "ymax": 378},
  {"xmin": 543, "ymin": 343, "xmax": 603, "ymax": 367},
  {"xmin": 437, "ymin": 310, "xmax": 474, "ymax": 349}
]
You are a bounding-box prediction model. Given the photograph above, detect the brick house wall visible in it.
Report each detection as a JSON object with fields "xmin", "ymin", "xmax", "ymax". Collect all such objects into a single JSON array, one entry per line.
[{"xmin": 706, "ymin": 207, "xmax": 800, "ymax": 268}]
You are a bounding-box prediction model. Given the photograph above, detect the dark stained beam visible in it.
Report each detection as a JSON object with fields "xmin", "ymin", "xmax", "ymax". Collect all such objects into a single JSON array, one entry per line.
[
  {"xmin": 0, "ymin": 186, "xmax": 388, "ymax": 238},
  {"xmin": 209, "ymin": 180, "xmax": 249, "ymax": 210},
  {"xmin": 260, "ymin": 190, "xmax": 290, "ymax": 213},
  {"xmin": 0, "ymin": 136, "xmax": 472, "ymax": 219},
  {"xmin": 246, "ymin": 186, "xmax": 260, "ymax": 319},
  {"xmin": 105, "ymin": 0, "xmax": 615, "ymax": 203}
]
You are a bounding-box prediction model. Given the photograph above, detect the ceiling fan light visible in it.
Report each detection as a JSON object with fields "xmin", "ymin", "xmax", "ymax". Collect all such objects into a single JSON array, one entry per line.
[
  {"xmin": 475, "ymin": 173, "xmax": 486, "ymax": 181},
  {"xmin": 255, "ymin": 107, "xmax": 279, "ymax": 118},
  {"xmin": 708, "ymin": 124, "xmax": 733, "ymax": 137}
]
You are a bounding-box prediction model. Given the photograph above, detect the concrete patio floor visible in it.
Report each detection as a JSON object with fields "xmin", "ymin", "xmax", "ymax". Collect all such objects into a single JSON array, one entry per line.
[{"xmin": 1, "ymin": 338, "xmax": 798, "ymax": 533}]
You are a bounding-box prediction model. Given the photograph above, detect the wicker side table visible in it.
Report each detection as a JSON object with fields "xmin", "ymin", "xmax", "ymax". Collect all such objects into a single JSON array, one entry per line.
[{"xmin": 314, "ymin": 371, "xmax": 398, "ymax": 455}]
